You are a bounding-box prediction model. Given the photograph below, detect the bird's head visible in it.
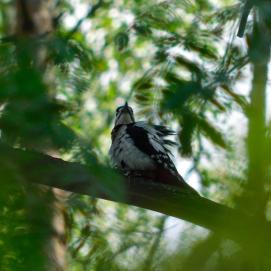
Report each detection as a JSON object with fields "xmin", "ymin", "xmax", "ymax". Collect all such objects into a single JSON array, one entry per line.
[{"xmin": 114, "ymin": 102, "xmax": 135, "ymax": 126}]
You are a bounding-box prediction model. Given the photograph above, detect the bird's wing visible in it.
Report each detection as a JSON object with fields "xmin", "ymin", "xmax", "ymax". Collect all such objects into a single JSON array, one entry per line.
[
  {"xmin": 126, "ymin": 122, "xmax": 178, "ymax": 175},
  {"xmin": 126, "ymin": 122, "xmax": 199, "ymax": 194},
  {"xmin": 137, "ymin": 122, "xmax": 177, "ymax": 152}
]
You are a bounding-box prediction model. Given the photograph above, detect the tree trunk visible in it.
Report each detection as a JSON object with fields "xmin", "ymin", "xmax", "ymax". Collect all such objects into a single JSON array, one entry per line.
[
  {"xmin": 238, "ymin": 5, "xmax": 271, "ymax": 269},
  {"xmin": 15, "ymin": 1, "xmax": 68, "ymax": 270},
  {"xmin": 243, "ymin": 8, "xmax": 271, "ymax": 218}
]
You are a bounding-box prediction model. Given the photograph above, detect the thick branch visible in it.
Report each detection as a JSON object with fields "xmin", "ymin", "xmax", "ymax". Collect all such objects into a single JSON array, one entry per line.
[{"xmin": 1, "ymin": 144, "xmax": 271, "ymax": 253}]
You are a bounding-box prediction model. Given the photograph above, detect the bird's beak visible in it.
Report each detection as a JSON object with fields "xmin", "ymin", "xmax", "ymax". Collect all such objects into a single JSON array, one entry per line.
[{"xmin": 123, "ymin": 101, "xmax": 129, "ymax": 112}]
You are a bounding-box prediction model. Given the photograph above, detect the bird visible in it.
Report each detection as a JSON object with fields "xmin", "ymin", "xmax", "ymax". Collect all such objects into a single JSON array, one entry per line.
[{"xmin": 109, "ymin": 102, "xmax": 198, "ymax": 195}]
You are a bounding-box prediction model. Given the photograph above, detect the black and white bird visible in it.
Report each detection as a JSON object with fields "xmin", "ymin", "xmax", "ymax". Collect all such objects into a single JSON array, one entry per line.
[{"xmin": 109, "ymin": 102, "xmax": 198, "ymax": 194}]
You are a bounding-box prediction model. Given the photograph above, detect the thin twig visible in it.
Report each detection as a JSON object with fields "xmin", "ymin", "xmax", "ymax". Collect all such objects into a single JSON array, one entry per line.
[{"xmin": 66, "ymin": 0, "xmax": 104, "ymax": 39}]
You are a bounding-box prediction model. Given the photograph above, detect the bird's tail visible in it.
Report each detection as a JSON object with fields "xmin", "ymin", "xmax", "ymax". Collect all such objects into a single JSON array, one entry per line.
[{"xmin": 156, "ymin": 168, "xmax": 199, "ymax": 195}]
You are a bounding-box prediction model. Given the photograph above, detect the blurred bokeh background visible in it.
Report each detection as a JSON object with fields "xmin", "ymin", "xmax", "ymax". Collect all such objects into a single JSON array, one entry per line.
[{"xmin": 0, "ymin": 0, "xmax": 271, "ymax": 270}]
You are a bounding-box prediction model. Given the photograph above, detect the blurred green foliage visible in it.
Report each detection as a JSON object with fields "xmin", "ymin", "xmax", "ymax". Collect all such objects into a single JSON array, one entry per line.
[{"xmin": 0, "ymin": 0, "xmax": 270, "ymax": 270}]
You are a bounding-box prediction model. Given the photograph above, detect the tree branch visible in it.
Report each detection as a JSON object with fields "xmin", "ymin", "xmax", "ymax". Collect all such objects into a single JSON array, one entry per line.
[
  {"xmin": 1, "ymin": 144, "xmax": 271, "ymax": 253},
  {"xmin": 237, "ymin": 0, "xmax": 253, "ymax": 38}
]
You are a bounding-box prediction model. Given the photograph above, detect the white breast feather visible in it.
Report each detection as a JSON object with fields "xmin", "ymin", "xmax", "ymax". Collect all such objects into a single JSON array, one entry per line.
[{"xmin": 109, "ymin": 125, "xmax": 155, "ymax": 171}]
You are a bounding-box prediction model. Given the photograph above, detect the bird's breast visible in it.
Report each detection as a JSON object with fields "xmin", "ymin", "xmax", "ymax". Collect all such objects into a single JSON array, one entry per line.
[{"xmin": 110, "ymin": 127, "xmax": 155, "ymax": 171}]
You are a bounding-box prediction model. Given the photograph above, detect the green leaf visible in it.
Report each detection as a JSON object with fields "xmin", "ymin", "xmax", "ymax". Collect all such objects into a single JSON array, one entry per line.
[
  {"xmin": 184, "ymin": 33, "xmax": 218, "ymax": 60},
  {"xmin": 196, "ymin": 115, "xmax": 227, "ymax": 148},
  {"xmin": 114, "ymin": 32, "xmax": 129, "ymax": 51},
  {"xmin": 162, "ymin": 74, "xmax": 200, "ymax": 111},
  {"xmin": 134, "ymin": 22, "xmax": 152, "ymax": 36},
  {"xmin": 178, "ymin": 111, "xmax": 196, "ymax": 156},
  {"xmin": 178, "ymin": 110, "xmax": 227, "ymax": 156},
  {"xmin": 175, "ymin": 56, "xmax": 203, "ymax": 79}
]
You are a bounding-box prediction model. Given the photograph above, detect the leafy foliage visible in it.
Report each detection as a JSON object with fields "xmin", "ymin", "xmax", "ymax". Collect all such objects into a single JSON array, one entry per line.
[{"xmin": 0, "ymin": 0, "xmax": 270, "ymax": 270}]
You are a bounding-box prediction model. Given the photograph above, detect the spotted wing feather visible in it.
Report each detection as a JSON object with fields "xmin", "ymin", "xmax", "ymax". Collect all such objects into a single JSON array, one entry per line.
[{"xmin": 126, "ymin": 122, "xmax": 178, "ymax": 175}]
